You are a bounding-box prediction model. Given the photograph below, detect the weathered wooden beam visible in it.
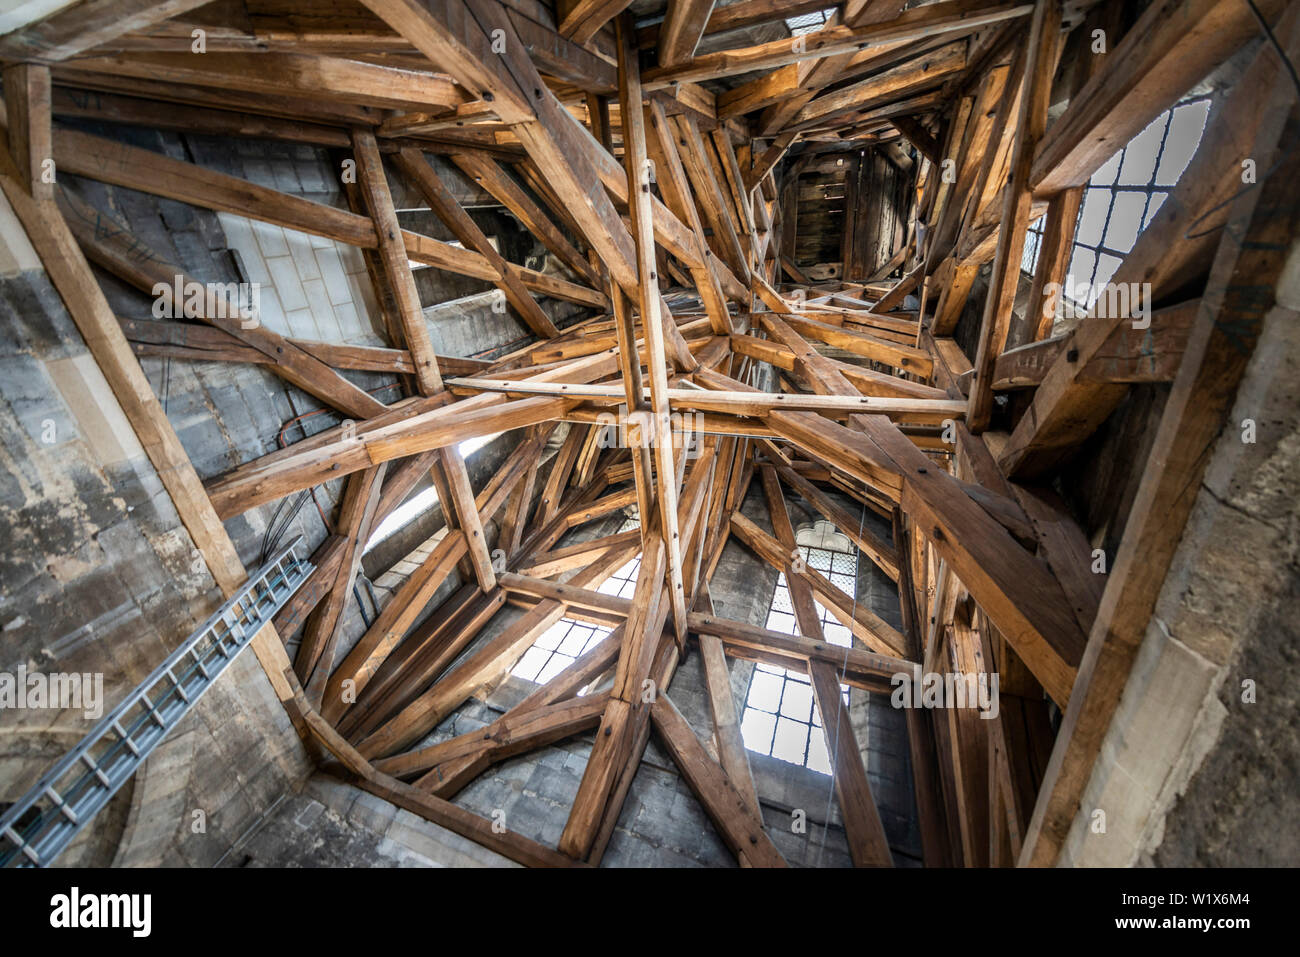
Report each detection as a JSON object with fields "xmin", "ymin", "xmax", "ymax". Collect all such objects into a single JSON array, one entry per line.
[
  {"xmin": 0, "ymin": 0, "xmax": 213, "ymax": 60},
  {"xmin": 658, "ymin": 0, "xmax": 716, "ymax": 68},
  {"xmin": 298, "ymin": 463, "xmax": 388, "ymax": 704},
  {"xmin": 3, "ymin": 63, "xmax": 52, "ymax": 202},
  {"xmin": 966, "ymin": 0, "xmax": 1061, "ymax": 431},
  {"xmin": 808, "ymin": 659, "xmax": 894, "ymax": 866},
  {"xmin": 450, "ymin": 149, "xmax": 599, "ymax": 284},
  {"xmin": 993, "ymin": 300, "xmax": 1198, "ymax": 390},
  {"xmin": 1021, "ymin": 26, "xmax": 1300, "ymax": 864},
  {"xmin": 352, "ymin": 129, "xmax": 498, "ymax": 596},
  {"xmin": 641, "ymin": 0, "xmax": 1031, "ymax": 89},
  {"xmin": 395, "ymin": 148, "xmax": 561, "ymax": 338},
  {"xmin": 1030, "ymin": 0, "xmax": 1285, "ymax": 195},
  {"xmin": 56, "ymin": 51, "xmax": 468, "ymax": 113},
  {"xmin": 617, "ymin": 16, "xmax": 689, "ymax": 647},
  {"xmin": 649, "ymin": 691, "xmax": 787, "ymax": 866}
]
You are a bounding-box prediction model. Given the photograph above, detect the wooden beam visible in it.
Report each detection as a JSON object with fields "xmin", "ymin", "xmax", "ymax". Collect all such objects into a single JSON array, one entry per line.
[
  {"xmin": 641, "ymin": 0, "xmax": 1032, "ymax": 89},
  {"xmin": 809, "ymin": 659, "xmax": 894, "ymax": 866},
  {"xmin": 2, "ymin": 63, "xmax": 52, "ymax": 202},
  {"xmin": 352, "ymin": 130, "xmax": 497, "ymax": 595},
  {"xmin": 395, "ymin": 148, "xmax": 560, "ymax": 338},
  {"xmin": 560, "ymin": 0, "xmax": 634, "ymax": 45},
  {"xmin": 450, "ymin": 149, "xmax": 598, "ymax": 284},
  {"xmin": 57, "ymin": 51, "xmax": 468, "ymax": 113},
  {"xmin": 649, "ymin": 692, "xmax": 787, "ymax": 866},
  {"xmin": 1030, "ymin": 0, "xmax": 1285, "ymax": 194},
  {"xmin": 298, "ymin": 463, "xmax": 388, "ymax": 704},
  {"xmin": 698, "ymin": 630, "xmax": 762, "ymax": 817},
  {"xmin": 658, "ymin": 0, "xmax": 717, "ymax": 68},
  {"xmin": 617, "ymin": 16, "xmax": 689, "ymax": 645},
  {"xmin": 993, "ymin": 300, "xmax": 1198, "ymax": 390},
  {"xmin": 1021, "ymin": 29, "xmax": 1300, "ymax": 864},
  {"xmin": 966, "ymin": 0, "xmax": 1061, "ymax": 431},
  {"xmin": 0, "ymin": 0, "xmax": 213, "ymax": 60}
]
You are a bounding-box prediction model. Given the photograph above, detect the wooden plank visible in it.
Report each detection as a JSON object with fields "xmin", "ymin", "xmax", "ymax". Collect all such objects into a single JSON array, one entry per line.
[
  {"xmin": 1020, "ymin": 187, "xmax": 1082, "ymax": 345},
  {"xmin": 689, "ymin": 613, "xmax": 910, "ymax": 692},
  {"xmin": 764, "ymin": 311, "xmax": 932, "ymax": 377},
  {"xmin": 646, "ymin": 99, "xmax": 734, "ymax": 332},
  {"xmin": 760, "ymin": 463, "xmax": 825, "ymax": 640},
  {"xmin": 321, "ymin": 529, "xmax": 470, "ymax": 722},
  {"xmin": 447, "ymin": 376, "xmax": 964, "ymax": 422},
  {"xmin": 358, "ymin": 543, "xmax": 639, "ymax": 757}
]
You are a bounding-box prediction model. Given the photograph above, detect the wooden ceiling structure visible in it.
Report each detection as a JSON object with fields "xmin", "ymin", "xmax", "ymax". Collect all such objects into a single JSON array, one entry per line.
[{"xmin": 0, "ymin": 0, "xmax": 1294, "ymax": 868}]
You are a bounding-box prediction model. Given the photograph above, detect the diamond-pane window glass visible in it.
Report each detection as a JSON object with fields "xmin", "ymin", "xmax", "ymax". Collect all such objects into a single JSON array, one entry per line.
[
  {"xmin": 511, "ymin": 616, "xmax": 612, "ymax": 687},
  {"xmin": 786, "ymin": 8, "xmax": 837, "ymax": 36},
  {"xmin": 1022, "ymin": 96, "xmax": 1211, "ymax": 312}
]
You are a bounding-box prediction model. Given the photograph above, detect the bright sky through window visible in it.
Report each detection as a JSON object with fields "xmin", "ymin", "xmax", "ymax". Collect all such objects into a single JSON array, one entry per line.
[
  {"xmin": 785, "ymin": 8, "xmax": 837, "ymax": 36},
  {"xmin": 512, "ymin": 515, "xmax": 642, "ymax": 686},
  {"xmin": 510, "ymin": 617, "xmax": 612, "ymax": 687},
  {"xmin": 741, "ymin": 540, "xmax": 855, "ymax": 774},
  {"xmin": 363, "ymin": 431, "xmax": 501, "ymax": 554},
  {"xmin": 1023, "ymin": 97, "xmax": 1211, "ymax": 310}
]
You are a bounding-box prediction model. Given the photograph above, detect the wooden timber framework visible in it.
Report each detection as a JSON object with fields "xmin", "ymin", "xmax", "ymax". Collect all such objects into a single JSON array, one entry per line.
[{"xmin": 0, "ymin": 0, "xmax": 1294, "ymax": 868}]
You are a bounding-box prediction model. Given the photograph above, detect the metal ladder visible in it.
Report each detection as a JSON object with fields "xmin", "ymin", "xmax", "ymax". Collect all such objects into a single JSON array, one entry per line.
[{"xmin": 0, "ymin": 539, "xmax": 313, "ymax": 868}]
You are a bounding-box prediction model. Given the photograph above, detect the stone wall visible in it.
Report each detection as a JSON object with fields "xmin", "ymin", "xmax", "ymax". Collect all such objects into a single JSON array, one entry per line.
[{"xmin": 0, "ymin": 119, "xmax": 593, "ymax": 867}]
